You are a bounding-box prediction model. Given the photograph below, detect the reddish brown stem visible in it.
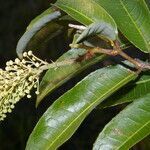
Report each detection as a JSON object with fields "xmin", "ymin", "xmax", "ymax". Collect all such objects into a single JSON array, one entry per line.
[{"xmin": 77, "ymin": 41, "xmax": 150, "ymax": 71}]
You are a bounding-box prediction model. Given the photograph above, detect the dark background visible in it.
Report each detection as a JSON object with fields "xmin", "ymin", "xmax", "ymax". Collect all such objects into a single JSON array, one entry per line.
[
  {"xmin": 0, "ymin": 0, "xmax": 149, "ymax": 150},
  {"xmin": 0, "ymin": 1, "xmax": 116, "ymax": 149}
]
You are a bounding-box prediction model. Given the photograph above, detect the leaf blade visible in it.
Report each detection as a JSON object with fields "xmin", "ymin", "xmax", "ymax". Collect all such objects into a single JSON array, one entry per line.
[
  {"xmin": 26, "ymin": 64, "xmax": 137, "ymax": 150},
  {"xmin": 93, "ymin": 93, "xmax": 150, "ymax": 150},
  {"xmin": 55, "ymin": 0, "xmax": 118, "ymax": 39},
  {"xmin": 76, "ymin": 22, "xmax": 117, "ymax": 43},
  {"xmin": 16, "ymin": 7, "xmax": 62, "ymax": 58},
  {"xmin": 95, "ymin": 0, "xmax": 150, "ymax": 53},
  {"xmin": 100, "ymin": 72, "xmax": 150, "ymax": 108},
  {"xmin": 37, "ymin": 48, "xmax": 106, "ymax": 106}
]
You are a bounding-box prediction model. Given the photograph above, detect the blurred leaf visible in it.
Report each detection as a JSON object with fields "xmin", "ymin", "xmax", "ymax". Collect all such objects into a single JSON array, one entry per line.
[
  {"xmin": 93, "ymin": 93, "xmax": 150, "ymax": 150},
  {"xmin": 137, "ymin": 135, "xmax": 150, "ymax": 149},
  {"xmin": 132, "ymin": 135, "xmax": 150, "ymax": 150},
  {"xmin": 37, "ymin": 48, "xmax": 106, "ymax": 106},
  {"xmin": 99, "ymin": 72, "xmax": 150, "ymax": 108},
  {"xmin": 55, "ymin": 0, "xmax": 118, "ymax": 39},
  {"xmin": 26, "ymin": 64, "xmax": 137, "ymax": 150},
  {"xmin": 95, "ymin": 0, "xmax": 150, "ymax": 53},
  {"xmin": 76, "ymin": 22, "xmax": 117, "ymax": 43},
  {"xmin": 16, "ymin": 7, "xmax": 62, "ymax": 58},
  {"xmin": 146, "ymin": 0, "xmax": 150, "ymax": 9}
]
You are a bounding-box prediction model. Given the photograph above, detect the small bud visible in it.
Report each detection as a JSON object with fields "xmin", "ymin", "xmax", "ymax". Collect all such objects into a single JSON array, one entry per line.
[
  {"xmin": 27, "ymin": 64, "xmax": 31, "ymax": 68},
  {"xmin": 10, "ymin": 105, "xmax": 15, "ymax": 109},
  {"xmin": 25, "ymin": 90, "xmax": 30, "ymax": 94},
  {"xmin": 6, "ymin": 74, "xmax": 10, "ymax": 78},
  {"xmin": 7, "ymin": 109, "xmax": 12, "ymax": 113},
  {"xmin": 34, "ymin": 84, "xmax": 37, "ymax": 88},
  {"xmin": 9, "ymin": 72, "xmax": 14, "ymax": 76},
  {"xmin": 23, "ymin": 52, "xmax": 27, "ymax": 57},
  {"xmin": 2, "ymin": 114, "xmax": 6, "ymax": 118},
  {"xmin": 22, "ymin": 59, "xmax": 26, "ymax": 64},
  {"xmin": 32, "ymin": 57, "xmax": 36, "ymax": 61},
  {"xmin": 3, "ymin": 109, "xmax": 7, "ymax": 113},
  {"xmin": 15, "ymin": 58, "xmax": 20, "ymax": 64},
  {"xmin": 27, "ymin": 95, "xmax": 31, "ymax": 98},
  {"xmin": 5, "ymin": 80, "xmax": 9, "ymax": 84},
  {"xmin": 14, "ymin": 65, "xmax": 18, "ymax": 69},
  {"xmin": 35, "ymin": 91, "xmax": 39, "ymax": 95},
  {"xmin": 4, "ymin": 85, "xmax": 8, "ymax": 88},
  {"xmin": 28, "ymin": 76, "xmax": 33, "ymax": 82},
  {"xmin": 12, "ymin": 82, "xmax": 16, "ymax": 86},
  {"xmin": 35, "ymin": 62, "xmax": 40, "ymax": 67},
  {"xmin": 25, "ymin": 82, "xmax": 29, "ymax": 86},
  {"xmin": 6, "ymin": 62, "xmax": 10, "ymax": 66},
  {"xmin": 28, "ymin": 51, "xmax": 32, "ymax": 56},
  {"xmin": 20, "ymin": 69, "xmax": 24, "ymax": 73},
  {"xmin": 5, "ymin": 66, "xmax": 10, "ymax": 71},
  {"xmin": 9, "ymin": 60, "xmax": 13, "ymax": 65}
]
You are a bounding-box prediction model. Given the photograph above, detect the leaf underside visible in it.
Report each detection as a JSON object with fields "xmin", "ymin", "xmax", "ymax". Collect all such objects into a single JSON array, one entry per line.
[
  {"xmin": 75, "ymin": 22, "xmax": 117, "ymax": 43},
  {"xmin": 16, "ymin": 7, "xmax": 62, "ymax": 58}
]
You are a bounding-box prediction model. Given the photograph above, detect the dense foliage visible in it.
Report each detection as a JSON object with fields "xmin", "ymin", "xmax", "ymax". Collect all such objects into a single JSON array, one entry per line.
[{"xmin": 1, "ymin": 0, "xmax": 150, "ymax": 149}]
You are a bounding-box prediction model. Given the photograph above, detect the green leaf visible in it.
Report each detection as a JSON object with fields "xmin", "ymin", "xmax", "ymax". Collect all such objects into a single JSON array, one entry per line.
[
  {"xmin": 16, "ymin": 7, "xmax": 62, "ymax": 58},
  {"xmin": 76, "ymin": 22, "xmax": 117, "ymax": 43},
  {"xmin": 26, "ymin": 64, "xmax": 137, "ymax": 150},
  {"xmin": 137, "ymin": 136, "xmax": 150, "ymax": 149},
  {"xmin": 37, "ymin": 48, "xmax": 106, "ymax": 106},
  {"xmin": 146, "ymin": 0, "xmax": 150, "ymax": 9},
  {"xmin": 95, "ymin": 0, "xmax": 150, "ymax": 53},
  {"xmin": 100, "ymin": 72, "xmax": 150, "ymax": 108},
  {"xmin": 55, "ymin": 0, "xmax": 118, "ymax": 40},
  {"xmin": 26, "ymin": 7, "xmax": 59, "ymax": 30},
  {"xmin": 93, "ymin": 93, "xmax": 150, "ymax": 150}
]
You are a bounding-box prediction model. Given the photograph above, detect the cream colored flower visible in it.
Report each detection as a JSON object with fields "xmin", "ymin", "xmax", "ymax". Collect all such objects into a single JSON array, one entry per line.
[
  {"xmin": 0, "ymin": 51, "xmax": 74, "ymax": 121},
  {"xmin": 0, "ymin": 51, "xmax": 48, "ymax": 121}
]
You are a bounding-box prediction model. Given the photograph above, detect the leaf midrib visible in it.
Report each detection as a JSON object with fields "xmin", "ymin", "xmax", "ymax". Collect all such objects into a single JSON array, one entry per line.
[
  {"xmin": 142, "ymin": 0, "xmax": 150, "ymax": 15},
  {"xmin": 116, "ymin": 117, "xmax": 150, "ymax": 150},
  {"xmin": 56, "ymin": 3, "xmax": 93, "ymax": 25},
  {"xmin": 47, "ymin": 69, "xmax": 136, "ymax": 149},
  {"xmin": 136, "ymin": 78, "xmax": 150, "ymax": 84},
  {"xmin": 38, "ymin": 55, "xmax": 106, "ymax": 103},
  {"xmin": 56, "ymin": 1, "xmax": 117, "ymax": 30},
  {"xmin": 119, "ymin": 0, "xmax": 148, "ymax": 50}
]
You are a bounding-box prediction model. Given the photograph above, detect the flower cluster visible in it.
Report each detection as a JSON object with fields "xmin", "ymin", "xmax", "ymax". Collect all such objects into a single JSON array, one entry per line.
[{"xmin": 0, "ymin": 51, "xmax": 48, "ymax": 121}]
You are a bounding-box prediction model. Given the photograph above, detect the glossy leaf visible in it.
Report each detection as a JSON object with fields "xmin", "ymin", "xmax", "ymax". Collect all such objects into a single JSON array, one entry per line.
[
  {"xmin": 26, "ymin": 64, "xmax": 137, "ymax": 150},
  {"xmin": 37, "ymin": 48, "xmax": 106, "ymax": 106},
  {"xmin": 16, "ymin": 7, "xmax": 62, "ymax": 58},
  {"xmin": 93, "ymin": 93, "xmax": 150, "ymax": 150},
  {"xmin": 95, "ymin": 0, "xmax": 150, "ymax": 53},
  {"xmin": 55, "ymin": 0, "xmax": 118, "ymax": 40},
  {"xmin": 76, "ymin": 22, "xmax": 117, "ymax": 43},
  {"xmin": 100, "ymin": 72, "xmax": 150, "ymax": 108}
]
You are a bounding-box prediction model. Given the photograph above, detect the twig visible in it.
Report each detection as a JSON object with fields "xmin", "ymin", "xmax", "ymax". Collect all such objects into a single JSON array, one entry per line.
[
  {"xmin": 69, "ymin": 24, "xmax": 86, "ymax": 30},
  {"xmin": 38, "ymin": 59, "xmax": 75, "ymax": 73},
  {"xmin": 76, "ymin": 41, "xmax": 150, "ymax": 71}
]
